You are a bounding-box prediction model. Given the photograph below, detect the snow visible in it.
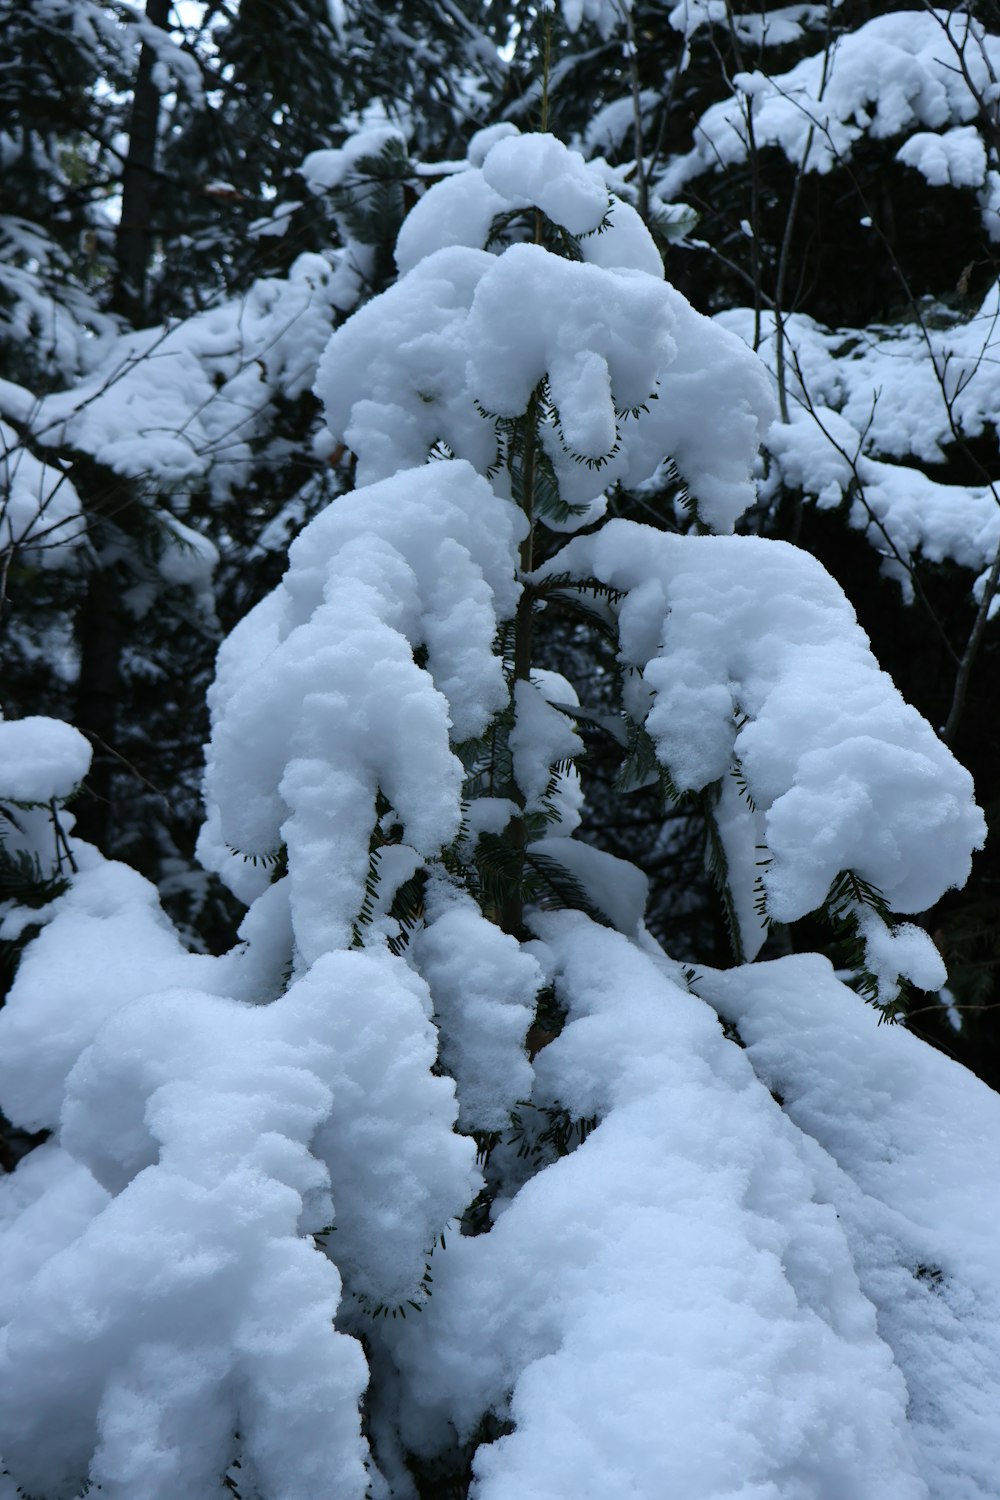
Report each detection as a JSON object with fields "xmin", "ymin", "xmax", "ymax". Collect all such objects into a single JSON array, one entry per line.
[
  {"xmin": 613, "ymin": 293, "xmax": 776, "ymax": 530},
  {"xmin": 980, "ymin": 169, "xmax": 1000, "ymax": 241},
  {"xmin": 397, "ymin": 136, "xmax": 661, "ymax": 282},
  {"xmin": 0, "ymin": 216, "xmax": 118, "ymax": 384},
  {"xmin": 389, "ymin": 915, "xmax": 931, "ymax": 1500},
  {"xmin": 527, "ymin": 837, "xmax": 650, "ymax": 936},
  {"xmin": 202, "ymin": 460, "xmax": 523, "ymax": 964},
  {"xmin": 467, "ymin": 123, "xmax": 520, "ymax": 168},
  {"xmin": 395, "ymin": 171, "xmax": 510, "ymax": 278},
  {"xmin": 510, "ymin": 676, "xmax": 584, "ymax": 811},
  {"xmin": 2, "ymin": 117, "xmax": 995, "ymax": 1500},
  {"xmin": 558, "ymin": 0, "xmax": 624, "ymax": 39},
  {"xmin": 466, "ymin": 243, "xmax": 670, "ymax": 453},
  {"xmin": 897, "ymin": 125, "xmax": 988, "ymax": 187},
  {"xmin": 711, "ymin": 768, "xmax": 770, "ymax": 960},
  {"xmin": 301, "ymin": 126, "xmax": 408, "ymax": 196},
  {"xmin": 0, "ymin": 919, "xmax": 476, "ymax": 1498},
  {"xmin": 396, "ymin": 134, "xmax": 652, "ymax": 280},
  {"xmin": 0, "ymin": 716, "xmax": 91, "ymax": 804},
  {"xmin": 0, "ymin": 862, "xmax": 223, "ymax": 1131},
  {"xmin": 581, "ymin": 95, "xmax": 639, "ymax": 159},
  {"xmin": 577, "ymin": 194, "xmax": 664, "ymax": 277},
  {"xmin": 482, "ymin": 133, "xmax": 609, "ymax": 237},
  {"xmin": 718, "ymin": 299, "xmax": 1000, "ymax": 589},
  {"xmin": 411, "ymin": 892, "xmax": 539, "ymax": 1131},
  {"xmin": 537, "ymin": 524, "xmax": 986, "ymax": 927},
  {"xmin": 0, "ymin": 416, "xmax": 83, "ymax": 562},
  {"xmin": 0, "ymin": 969, "xmax": 374, "ymax": 1500},
  {"xmin": 316, "ymin": 245, "xmax": 499, "ymax": 489},
  {"xmin": 699, "ymin": 954, "xmax": 1000, "ymax": 1500},
  {"xmin": 321, "ymin": 232, "xmax": 772, "ymax": 529},
  {"xmin": 0, "ymin": 1144, "xmax": 109, "ymax": 1325},
  {"xmin": 852, "ymin": 906, "xmax": 947, "ymax": 1007},
  {"xmin": 28, "ymin": 253, "xmax": 346, "ymax": 505},
  {"xmin": 668, "ymin": 0, "xmax": 827, "ymax": 47},
  {"xmin": 323, "ymin": 129, "xmax": 767, "ymax": 530},
  {"xmin": 660, "ymin": 10, "xmax": 1000, "ymax": 192},
  {"xmin": 156, "ymin": 515, "xmax": 219, "ymax": 611},
  {"xmin": 2, "ymin": 234, "xmax": 365, "ymax": 596}
]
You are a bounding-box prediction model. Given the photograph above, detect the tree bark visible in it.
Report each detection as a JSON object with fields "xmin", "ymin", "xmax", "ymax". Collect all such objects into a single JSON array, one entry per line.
[
  {"xmin": 73, "ymin": 559, "xmax": 123, "ymax": 849},
  {"xmin": 75, "ymin": 1, "xmax": 170, "ymax": 843},
  {"xmin": 112, "ymin": 0, "xmax": 171, "ymax": 323}
]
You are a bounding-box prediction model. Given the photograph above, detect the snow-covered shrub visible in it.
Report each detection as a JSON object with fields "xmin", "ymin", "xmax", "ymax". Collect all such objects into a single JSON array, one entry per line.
[{"xmin": 0, "ymin": 129, "xmax": 996, "ymax": 1500}]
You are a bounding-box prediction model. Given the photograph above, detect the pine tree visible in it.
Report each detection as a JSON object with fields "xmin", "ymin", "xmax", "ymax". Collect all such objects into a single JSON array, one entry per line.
[
  {"xmin": 487, "ymin": 0, "xmax": 1000, "ymax": 1079},
  {"xmin": 0, "ymin": 0, "xmax": 502, "ymax": 944},
  {"xmin": 0, "ymin": 106, "xmax": 997, "ymax": 1499}
]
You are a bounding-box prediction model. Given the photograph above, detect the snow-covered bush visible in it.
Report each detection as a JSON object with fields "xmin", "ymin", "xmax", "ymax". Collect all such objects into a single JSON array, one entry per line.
[{"xmin": 0, "ymin": 128, "xmax": 997, "ymax": 1500}]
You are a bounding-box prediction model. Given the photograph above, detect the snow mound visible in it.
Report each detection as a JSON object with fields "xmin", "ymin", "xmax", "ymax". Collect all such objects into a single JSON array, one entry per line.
[
  {"xmin": 388, "ymin": 915, "xmax": 932, "ymax": 1500},
  {"xmin": 700, "ymin": 954, "xmax": 1000, "ymax": 1500}
]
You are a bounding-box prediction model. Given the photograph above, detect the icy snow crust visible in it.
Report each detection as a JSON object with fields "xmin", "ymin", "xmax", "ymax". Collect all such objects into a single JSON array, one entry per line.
[{"xmin": 0, "ymin": 128, "xmax": 995, "ymax": 1500}]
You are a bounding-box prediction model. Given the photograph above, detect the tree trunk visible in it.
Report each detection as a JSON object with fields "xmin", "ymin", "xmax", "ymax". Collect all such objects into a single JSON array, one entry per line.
[
  {"xmin": 75, "ymin": 1, "xmax": 170, "ymax": 843},
  {"xmin": 112, "ymin": 0, "xmax": 171, "ymax": 323},
  {"xmin": 73, "ymin": 560, "xmax": 123, "ymax": 849}
]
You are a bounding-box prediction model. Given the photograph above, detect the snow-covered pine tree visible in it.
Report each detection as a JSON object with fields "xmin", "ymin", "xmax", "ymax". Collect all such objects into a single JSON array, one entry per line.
[
  {"xmin": 651, "ymin": 1, "xmax": 1000, "ymax": 1060},
  {"xmin": 0, "ymin": 0, "xmax": 504, "ymax": 948},
  {"xmin": 526, "ymin": 0, "xmax": 1000, "ymax": 1069},
  {"xmin": 0, "ymin": 122, "xmax": 998, "ymax": 1500}
]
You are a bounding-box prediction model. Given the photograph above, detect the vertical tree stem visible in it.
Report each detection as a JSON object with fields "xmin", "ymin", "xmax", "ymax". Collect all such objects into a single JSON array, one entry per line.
[
  {"xmin": 942, "ymin": 541, "xmax": 1000, "ymax": 746},
  {"xmin": 112, "ymin": 0, "xmax": 171, "ymax": 323}
]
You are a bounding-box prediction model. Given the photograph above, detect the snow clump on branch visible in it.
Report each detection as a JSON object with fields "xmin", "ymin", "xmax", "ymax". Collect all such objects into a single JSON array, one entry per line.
[{"xmin": 319, "ymin": 130, "xmax": 776, "ymax": 533}]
